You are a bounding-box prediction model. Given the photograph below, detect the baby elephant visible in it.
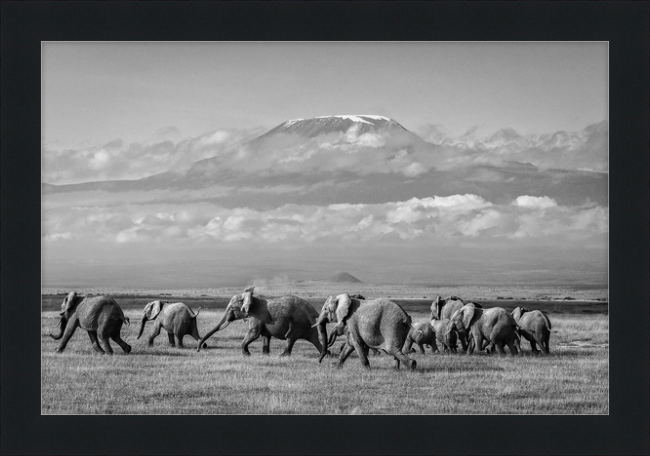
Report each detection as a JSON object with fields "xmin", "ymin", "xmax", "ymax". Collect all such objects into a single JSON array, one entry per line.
[
  {"xmin": 137, "ymin": 300, "xmax": 207, "ymax": 348},
  {"xmin": 430, "ymin": 318, "xmax": 458, "ymax": 353},
  {"xmin": 404, "ymin": 322, "xmax": 438, "ymax": 354}
]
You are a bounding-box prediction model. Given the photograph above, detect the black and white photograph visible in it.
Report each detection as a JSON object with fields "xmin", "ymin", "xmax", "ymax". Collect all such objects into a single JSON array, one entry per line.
[{"xmin": 39, "ymin": 41, "xmax": 611, "ymax": 415}]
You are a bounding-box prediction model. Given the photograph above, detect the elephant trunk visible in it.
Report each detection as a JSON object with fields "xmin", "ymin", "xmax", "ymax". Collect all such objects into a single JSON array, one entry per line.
[
  {"xmin": 197, "ymin": 309, "xmax": 230, "ymax": 352},
  {"xmin": 327, "ymin": 329, "xmax": 339, "ymax": 348},
  {"xmin": 49, "ymin": 317, "xmax": 67, "ymax": 340},
  {"xmin": 316, "ymin": 318, "xmax": 329, "ymax": 364},
  {"xmin": 137, "ymin": 317, "xmax": 148, "ymax": 339}
]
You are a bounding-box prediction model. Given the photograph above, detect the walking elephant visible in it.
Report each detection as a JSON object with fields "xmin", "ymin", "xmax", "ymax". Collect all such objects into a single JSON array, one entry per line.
[
  {"xmin": 197, "ymin": 288, "xmax": 323, "ymax": 356},
  {"xmin": 430, "ymin": 295, "xmax": 466, "ymax": 320},
  {"xmin": 404, "ymin": 322, "xmax": 438, "ymax": 354},
  {"xmin": 49, "ymin": 291, "xmax": 131, "ymax": 355},
  {"xmin": 314, "ymin": 293, "xmax": 416, "ymax": 370},
  {"xmin": 430, "ymin": 318, "xmax": 457, "ymax": 353},
  {"xmin": 446, "ymin": 304, "xmax": 519, "ymax": 356},
  {"xmin": 137, "ymin": 300, "xmax": 207, "ymax": 349},
  {"xmin": 511, "ymin": 307, "xmax": 552, "ymax": 354}
]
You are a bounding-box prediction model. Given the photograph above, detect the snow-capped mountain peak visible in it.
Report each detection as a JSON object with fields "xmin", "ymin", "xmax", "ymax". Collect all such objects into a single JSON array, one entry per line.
[{"xmin": 263, "ymin": 115, "xmax": 409, "ymax": 139}]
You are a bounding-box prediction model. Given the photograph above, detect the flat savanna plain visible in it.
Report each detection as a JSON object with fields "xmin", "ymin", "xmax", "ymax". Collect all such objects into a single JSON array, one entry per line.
[{"xmin": 41, "ymin": 288, "xmax": 608, "ymax": 415}]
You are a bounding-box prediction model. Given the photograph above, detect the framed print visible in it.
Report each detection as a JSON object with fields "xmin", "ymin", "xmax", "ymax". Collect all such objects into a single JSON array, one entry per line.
[{"xmin": 2, "ymin": 1, "xmax": 648, "ymax": 454}]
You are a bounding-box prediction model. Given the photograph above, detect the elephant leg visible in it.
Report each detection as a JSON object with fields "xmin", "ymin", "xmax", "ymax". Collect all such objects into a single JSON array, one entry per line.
[
  {"xmin": 110, "ymin": 330, "xmax": 131, "ymax": 354},
  {"xmin": 147, "ymin": 322, "xmax": 163, "ymax": 347},
  {"xmin": 336, "ymin": 344, "xmax": 355, "ymax": 368},
  {"xmin": 99, "ymin": 335, "xmax": 114, "ymax": 355},
  {"xmin": 280, "ymin": 338, "xmax": 297, "ymax": 357},
  {"xmin": 494, "ymin": 341, "xmax": 506, "ymax": 356},
  {"xmin": 542, "ymin": 333, "xmax": 551, "ymax": 355},
  {"xmin": 348, "ymin": 337, "xmax": 370, "ymax": 368},
  {"xmin": 190, "ymin": 332, "xmax": 208, "ymax": 349},
  {"xmin": 55, "ymin": 320, "xmax": 79, "ymax": 353},
  {"xmin": 403, "ymin": 337, "xmax": 414, "ymax": 354},
  {"xmin": 431, "ymin": 337, "xmax": 439, "ymax": 353},
  {"xmin": 167, "ymin": 332, "xmax": 176, "ymax": 347},
  {"xmin": 386, "ymin": 346, "xmax": 416, "ymax": 370},
  {"xmin": 306, "ymin": 331, "xmax": 326, "ymax": 356},
  {"xmin": 88, "ymin": 331, "xmax": 105, "ymax": 354},
  {"xmin": 506, "ymin": 339, "xmax": 519, "ymax": 356},
  {"xmin": 417, "ymin": 342, "xmax": 425, "ymax": 354},
  {"xmin": 280, "ymin": 321, "xmax": 302, "ymax": 356},
  {"xmin": 529, "ymin": 339, "xmax": 540, "ymax": 353},
  {"xmin": 262, "ymin": 335, "xmax": 271, "ymax": 355},
  {"xmin": 241, "ymin": 325, "xmax": 262, "ymax": 356},
  {"xmin": 176, "ymin": 334, "xmax": 185, "ymax": 348}
]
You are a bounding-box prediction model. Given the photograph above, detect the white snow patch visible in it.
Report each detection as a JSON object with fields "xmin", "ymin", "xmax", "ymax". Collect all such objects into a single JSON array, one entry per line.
[
  {"xmin": 283, "ymin": 119, "xmax": 304, "ymax": 127},
  {"xmin": 315, "ymin": 115, "xmax": 390, "ymax": 124}
]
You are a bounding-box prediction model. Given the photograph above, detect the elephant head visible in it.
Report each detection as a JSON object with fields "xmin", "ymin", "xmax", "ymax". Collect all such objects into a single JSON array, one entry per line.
[
  {"xmin": 50, "ymin": 291, "xmax": 81, "ymax": 340},
  {"xmin": 313, "ymin": 293, "xmax": 356, "ymax": 363},
  {"xmin": 430, "ymin": 296, "xmax": 442, "ymax": 320},
  {"xmin": 196, "ymin": 289, "xmax": 251, "ymax": 351},
  {"xmin": 240, "ymin": 287, "xmax": 256, "ymax": 315},
  {"xmin": 137, "ymin": 300, "xmax": 168, "ymax": 339},
  {"xmin": 445, "ymin": 304, "xmax": 480, "ymax": 351}
]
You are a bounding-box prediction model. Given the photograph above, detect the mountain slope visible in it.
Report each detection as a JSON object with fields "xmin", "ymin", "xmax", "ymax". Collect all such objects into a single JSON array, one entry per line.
[
  {"xmin": 42, "ymin": 115, "xmax": 609, "ymax": 208},
  {"xmin": 327, "ymin": 272, "xmax": 363, "ymax": 283}
]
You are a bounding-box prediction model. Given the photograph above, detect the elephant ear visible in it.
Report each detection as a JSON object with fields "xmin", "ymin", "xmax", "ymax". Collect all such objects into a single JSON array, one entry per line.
[
  {"xmin": 241, "ymin": 289, "xmax": 255, "ymax": 315},
  {"xmin": 61, "ymin": 291, "xmax": 78, "ymax": 314},
  {"xmin": 461, "ymin": 305, "xmax": 478, "ymax": 330},
  {"xmin": 335, "ymin": 293, "xmax": 352, "ymax": 325},
  {"xmin": 431, "ymin": 296, "xmax": 442, "ymax": 316},
  {"xmin": 144, "ymin": 300, "xmax": 164, "ymax": 320}
]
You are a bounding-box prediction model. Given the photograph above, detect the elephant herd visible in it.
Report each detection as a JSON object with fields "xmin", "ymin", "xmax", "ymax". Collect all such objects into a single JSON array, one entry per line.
[{"xmin": 48, "ymin": 290, "xmax": 552, "ymax": 370}]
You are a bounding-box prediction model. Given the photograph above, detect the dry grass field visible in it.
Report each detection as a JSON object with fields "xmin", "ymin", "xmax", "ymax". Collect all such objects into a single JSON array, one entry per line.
[{"xmin": 41, "ymin": 293, "xmax": 608, "ymax": 415}]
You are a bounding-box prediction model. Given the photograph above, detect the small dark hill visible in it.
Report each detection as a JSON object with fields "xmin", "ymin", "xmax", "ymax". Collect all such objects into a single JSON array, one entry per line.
[{"xmin": 328, "ymin": 272, "xmax": 363, "ymax": 283}]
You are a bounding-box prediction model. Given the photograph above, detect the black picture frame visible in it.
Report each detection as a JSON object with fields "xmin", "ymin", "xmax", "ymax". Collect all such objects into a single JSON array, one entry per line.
[{"xmin": 2, "ymin": 1, "xmax": 648, "ymax": 455}]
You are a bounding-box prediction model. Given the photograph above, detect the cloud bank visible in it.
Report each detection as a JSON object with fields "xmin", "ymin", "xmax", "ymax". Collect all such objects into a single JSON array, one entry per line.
[
  {"xmin": 43, "ymin": 194, "xmax": 608, "ymax": 247},
  {"xmin": 42, "ymin": 121, "xmax": 608, "ymax": 185},
  {"xmin": 42, "ymin": 128, "xmax": 264, "ymax": 185}
]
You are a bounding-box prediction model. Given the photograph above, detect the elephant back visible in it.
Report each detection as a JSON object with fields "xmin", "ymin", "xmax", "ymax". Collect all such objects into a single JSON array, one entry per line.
[
  {"xmin": 440, "ymin": 299, "xmax": 464, "ymax": 320},
  {"xmin": 357, "ymin": 298, "xmax": 411, "ymax": 328},
  {"xmin": 522, "ymin": 310, "xmax": 551, "ymax": 331},
  {"xmin": 76, "ymin": 296, "xmax": 120, "ymax": 331},
  {"xmin": 161, "ymin": 302, "xmax": 190, "ymax": 325},
  {"xmin": 268, "ymin": 295, "xmax": 319, "ymax": 323}
]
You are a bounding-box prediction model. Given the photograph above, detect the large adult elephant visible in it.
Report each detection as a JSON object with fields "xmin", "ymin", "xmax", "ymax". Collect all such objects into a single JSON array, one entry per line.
[
  {"xmin": 511, "ymin": 307, "xmax": 552, "ymax": 354},
  {"xmin": 446, "ymin": 304, "xmax": 519, "ymax": 356},
  {"xmin": 314, "ymin": 293, "xmax": 416, "ymax": 370},
  {"xmin": 137, "ymin": 300, "xmax": 207, "ymax": 349},
  {"xmin": 197, "ymin": 288, "xmax": 323, "ymax": 356},
  {"xmin": 49, "ymin": 291, "xmax": 131, "ymax": 355}
]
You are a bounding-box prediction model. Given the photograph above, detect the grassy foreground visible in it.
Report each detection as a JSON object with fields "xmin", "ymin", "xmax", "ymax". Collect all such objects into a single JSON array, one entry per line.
[{"xmin": 41, "ymin": 300, "xmax": 608, "ymax": 415}]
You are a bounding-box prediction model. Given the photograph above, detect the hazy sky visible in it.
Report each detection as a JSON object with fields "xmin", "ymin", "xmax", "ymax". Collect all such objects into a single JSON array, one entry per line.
[
  {"xmin": 43, "ymin": 42, "xmax": 608, "ymax": 149},
  {"xmin": 42, "ymin": 42, "xmax": 608, "ymax": 289}
]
